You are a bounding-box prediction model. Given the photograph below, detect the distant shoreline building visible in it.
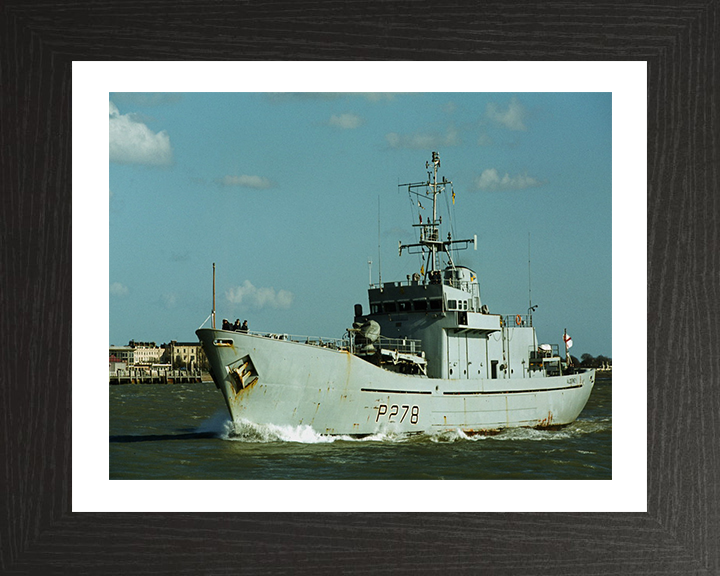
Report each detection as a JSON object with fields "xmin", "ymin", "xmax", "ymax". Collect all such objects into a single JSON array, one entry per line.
[
  {"xmin": 109, "ymin": 345, "xmax": 134, "ymax": 366},
  {"xmin": 109, "ymin": 339, "xmax": 208, "ymax": 384},
  {"xmin": 109, "ymin": 339, "xmax": 208, "ymax": 376},
  {"xmin": 129, "ymin": 341, "xmax": 165, "ymax": 366},
  {"xmin": 166, "ymin": 340, "xmax": 207, "ymax": 371},
  {"xmin": 108, "ymin": 353, "xmax": 127, "ymax": 375}
]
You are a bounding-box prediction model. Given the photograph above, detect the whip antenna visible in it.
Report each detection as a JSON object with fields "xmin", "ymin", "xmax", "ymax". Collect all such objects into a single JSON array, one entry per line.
[{"xmin": 378, "ymin": 196, "xmax": 382, "ymax": 287}]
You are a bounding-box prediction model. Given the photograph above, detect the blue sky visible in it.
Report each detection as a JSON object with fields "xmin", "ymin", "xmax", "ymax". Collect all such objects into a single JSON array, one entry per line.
[{"xmin": 109, "ymin": 92, "xmax": 612, "ymax": 357}]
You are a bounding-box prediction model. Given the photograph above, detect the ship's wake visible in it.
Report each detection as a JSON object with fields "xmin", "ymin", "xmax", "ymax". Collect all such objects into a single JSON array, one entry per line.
[
  {"xmin": 223, "ymin": 418, "xmax": 408, "ymax": 444},
  {"xmin": 429, "ymin": 418, "xmax": 612, "ymax": 443},
  {"xmin": 195, "ymin": 411, "xmax": 610, "ymax": 445}
]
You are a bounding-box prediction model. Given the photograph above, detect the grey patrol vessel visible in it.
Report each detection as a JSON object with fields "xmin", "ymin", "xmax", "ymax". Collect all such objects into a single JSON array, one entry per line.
[{"xmin": 197, "ymin": 152, "xmax": 595, "ymax": 436}]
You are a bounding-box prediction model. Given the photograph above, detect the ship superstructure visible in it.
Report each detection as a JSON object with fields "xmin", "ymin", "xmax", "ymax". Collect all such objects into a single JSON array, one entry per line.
[{"xmin": 197, "ymin": 153, "xmax": 595, "ymax": 435}]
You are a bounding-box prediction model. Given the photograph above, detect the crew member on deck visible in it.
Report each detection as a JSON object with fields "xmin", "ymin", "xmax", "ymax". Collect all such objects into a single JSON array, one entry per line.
[
  {"xmin": 240, "ymin": 320, "xmax": 249, "ymax": 333},
  {"xmin": 222, "ymin": 318, "xmax": 231, "ymax": 330},
  {"xmin": 233, "ymin": 319, "xmax": 241, "ymax": 331}
]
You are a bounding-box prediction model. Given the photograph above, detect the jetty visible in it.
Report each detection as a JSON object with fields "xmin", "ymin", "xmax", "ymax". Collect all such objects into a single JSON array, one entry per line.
[{"xmin": 110, "ymin": 367, "xmax": 204, "ymax": 385}]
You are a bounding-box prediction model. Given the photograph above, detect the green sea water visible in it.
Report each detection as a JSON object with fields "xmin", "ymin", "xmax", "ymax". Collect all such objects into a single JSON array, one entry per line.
[{"xmin": 109, "ymin": 376, "xmax": 611, "ymax": 480}]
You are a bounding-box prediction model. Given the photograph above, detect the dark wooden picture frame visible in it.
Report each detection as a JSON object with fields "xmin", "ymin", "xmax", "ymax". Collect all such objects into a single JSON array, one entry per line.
[{"xmin": 2, "ymin": 2, "xmax": 717, "ymax": 574}]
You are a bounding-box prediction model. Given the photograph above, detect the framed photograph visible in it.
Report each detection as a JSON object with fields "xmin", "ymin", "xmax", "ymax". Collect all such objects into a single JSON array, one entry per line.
[
  {"xmin": 3, "ymin": 3, "xmax": 716, "ymax": 573},
  {"xmin": 103, "ymin": 84, "xmax": 617, "ymax": 489}
]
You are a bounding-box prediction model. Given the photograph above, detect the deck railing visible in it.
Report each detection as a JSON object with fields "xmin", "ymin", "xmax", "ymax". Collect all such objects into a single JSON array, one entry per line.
[
  {"xmin": 502, "ymin": 314, "xmax": 533, "ymax": 327},
  {"xmin": 376, "ymin": 336, "xmax": 424, "ymax": 355},
  {"xmin": 237, "ymin": 330, "xmax": 425, "ymax": 357},
  {"xmin": 246, "ymin": 330, "xmax": 352, "ymax": 350}
]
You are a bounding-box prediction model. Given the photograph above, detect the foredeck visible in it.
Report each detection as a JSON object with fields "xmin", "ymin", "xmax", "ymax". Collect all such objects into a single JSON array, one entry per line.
[{"xmin": 210, "ymin": 328, "xmax": 424, "ymax": 357}]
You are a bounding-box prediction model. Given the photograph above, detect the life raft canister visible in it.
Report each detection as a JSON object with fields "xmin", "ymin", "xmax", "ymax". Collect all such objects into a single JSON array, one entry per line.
[{"xmin": 515, "ymin": 314, "xmax": 522, "ymax": 325}]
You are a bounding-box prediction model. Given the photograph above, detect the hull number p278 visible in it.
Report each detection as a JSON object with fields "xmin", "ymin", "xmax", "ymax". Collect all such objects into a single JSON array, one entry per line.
[{"xmin": 375, "ymin": 404, "xmax": 419, "ymax": 424}]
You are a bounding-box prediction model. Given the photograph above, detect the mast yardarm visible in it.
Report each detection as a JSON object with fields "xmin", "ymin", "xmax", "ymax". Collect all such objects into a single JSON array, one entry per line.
[{"xmin": 398, "ymin": 151, "xmax": 476, "ymax": 282}]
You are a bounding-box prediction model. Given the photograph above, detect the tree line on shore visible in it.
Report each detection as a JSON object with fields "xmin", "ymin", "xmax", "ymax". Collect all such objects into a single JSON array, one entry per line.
[{"xmin": 570, "ymin": 353, "xmax": 612, "ymax": 368}]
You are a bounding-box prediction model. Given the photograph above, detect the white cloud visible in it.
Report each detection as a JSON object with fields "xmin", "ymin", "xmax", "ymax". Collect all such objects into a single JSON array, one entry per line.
[
  {"xmin": 225, "ymin": 280, "xmax": 293, "ymax": 309},
  {"xmin": 266, "ymin": 93, "xmax": 396, "ymax": 103},
  {"xmin": 486, "ymin": 96, "xmax": 527, "ymax": 131},
  {"xmin": 360, "ymin": 93, "xmax": 396, "ymax": 102},
  {"xmin": 477, "ymin": 133, "xmax": 493, "ymax": 146},
  {"xmin": 110, "ymin": 282, "xmax": 129, "ymax": 297},
  {"xmin": 474, "ymin": 168, "xmax": 542, "ymax": 191},
  {"xmin": 386, "ymin": 126, "xmax": 460, "ymax": 149},
  {"xmin": 219, "ymin": 175, "xmax": 274, "ymax": 189},
  {"xmin": 109, "ymin": 101, "xmax": 173, "ymax": 165},
  {"xmin": 328, "ymin": 113, "xmax": 363, "ymax": 129},
  {"xmin": 160, "ymin": 293, "xmax": 177, "ymax": 308},
  {"xmin": 111, "ymin": 93, "xmax": 182, "ymax": 107},
  {"xmin": 266, "ymin": 93, "xmax": 343, "ymax": 103},
  {"xmin": 442, "ymin": 101, "xmax": 457, "ymax": 114}
]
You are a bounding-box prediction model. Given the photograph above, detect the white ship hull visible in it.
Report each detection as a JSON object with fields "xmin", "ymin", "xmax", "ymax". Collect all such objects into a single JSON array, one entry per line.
[{"xmin": 197, "ymin": 328, "xmax": 595, "ymax": 436}]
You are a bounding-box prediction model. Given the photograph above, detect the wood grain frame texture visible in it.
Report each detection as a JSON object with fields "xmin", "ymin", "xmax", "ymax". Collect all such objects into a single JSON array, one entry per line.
[{"xmin": 1, "ymin": 1, "xmax": 717, "ymax": 574}]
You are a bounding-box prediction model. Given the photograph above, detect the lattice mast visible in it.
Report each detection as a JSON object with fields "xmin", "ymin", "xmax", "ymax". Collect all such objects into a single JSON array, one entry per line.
[{"xmin": 398, "ymin": 151, "xmax": 476, "ymax": 282}]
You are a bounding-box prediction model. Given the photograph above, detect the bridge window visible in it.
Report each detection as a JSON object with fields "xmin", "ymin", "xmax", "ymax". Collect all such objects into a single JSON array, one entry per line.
[
  {"xmin": 447, "ymin": 299, "xmax": 457, "ymax": 310},
  {"xmin": 429, "ymin": 299, "xmax": 442, "ymax": 311},
  {"xmin": 413, "ymin": 299, "xmax": 428, "ymax": 311},
  {"xmin": 383, "ymin": 302, "xmax": 397, "ymax": 313},
  {"xmin": 398, "ymin": 300, "xmax": 412, "ymax": 312},
  {"xmin": 370, "ymin": 303, "xmax": 381, "ymax": 314}
]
